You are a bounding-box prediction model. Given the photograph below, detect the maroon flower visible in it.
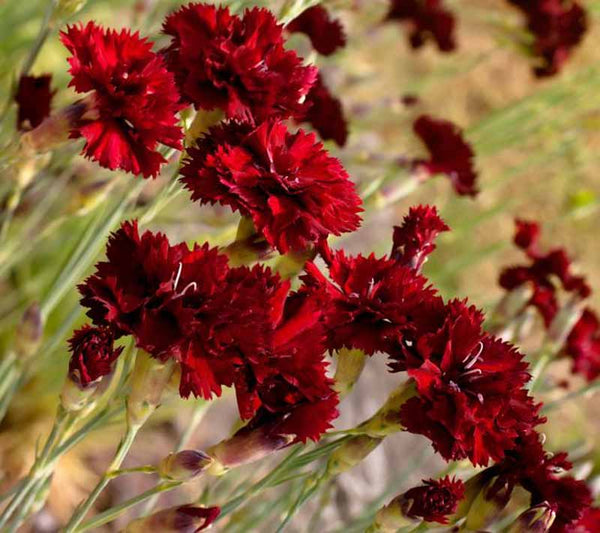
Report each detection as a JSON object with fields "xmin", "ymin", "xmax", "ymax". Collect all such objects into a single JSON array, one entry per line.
[
  {"xmin": 287, "ymin": 5, "xmax": 346, "ymax": 56},
  {"xmin": 391, "ymin": 205, "xmax": 449, "ymax": 272},
  {"xmin": 412, "ymin": 115, "xmax": 478, "ymax": 196},
  {"xmin": 67, "ymin": 325, "xmax": 123, "ymax": 387},
  {"xmin": 386, "ymin": 0, "xmax": 456, "ymax": 52},
  {"xmin": 180, "ymin": 119, "xmax": 362, "ymax": 253},
  {"xmin": 79, "ymin": 220, "xmax": 230, "ymax": 362},
  {"xmin": 514, "ymin": 218, "xmax": 541, "ymax": 254},
  {"xmin": 60, "ymin": 22, "xmax": 182, "ymax": 178},
  {"xmin": 402, "ymin": 476, "xmax": 465, "ymax": 524},
  {"xmin": 162, "ymin": 3, "xmax": 316, "ymax": 121},
  {"xmin": 500, "ymin": 220, "xmax": 591, "ymax": 327},
  {"xmin": 15, "ymin": 75, "xmax": 54, "ymax": 131},
  {"xmin": 302, "ymin": 247, "xmax": 442, "ymax": 357},
  {"xmin": 398, "ymin": 300, "xmax": 544, "ymax": 466},
  {"xmin": 509, "ymin": 0, "xmax": 587, "ymax": 77},
  {"xmin": 564, "ymin": 308, "xmax": 600, "ymax": 381},
  {"xmin": 490, "ymin": 432, "xmax": 592, "ymax": 532},
  {"xmin": 295, "ymin": 74, "xmax": 349, "ymax": 147}
]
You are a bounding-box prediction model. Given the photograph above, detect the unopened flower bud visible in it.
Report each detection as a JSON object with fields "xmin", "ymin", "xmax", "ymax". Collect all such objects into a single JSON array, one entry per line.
[
  {"xmin": 14, "ymin": 303, "xmax": 43, "ymax": 361},
  {"xmin": 326, "ymin": 435, "xmax": 383, "ymax": 476},
  {"xmin": 124, "ymin": 504, "xmax": 220, "ymax": 533},
  {"xmin": 506, "ymin": 502, "xmax": 556, "ymax": 533},
  {"xmin": 334, "ymin": 348, "xmax": 367, "ymax": 397},
  {"xmin": 20, "ymin": 98, "xmax": 93, "ymax": 154},
  {"xmin": 55, "ymin": 0, "xmax": 87, "ymax": 18},
  {"xmin": 127, "ymin": 351, "xmax": 175, "ymax": 427},
  {"xmin": 465, "ymin": 475, "xmax": 513, "ymax": 530},
  {"xmin": 158, "ymin": 450, "xmax": 213, "ymax": 481},
  {"xmin": 206, "ymin": 426, "xmax": 294, "ymax": 475},
  {"xmin": 369, "ymin": 498, "xmax": 415, "ymax": 532},
  {"xmin": 60, "ymin": 378, "xmax": 98, "ymax": 412}
]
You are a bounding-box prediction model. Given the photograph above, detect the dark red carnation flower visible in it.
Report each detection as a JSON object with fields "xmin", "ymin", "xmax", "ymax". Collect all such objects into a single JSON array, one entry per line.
[
  {"xmin": 180, "ymin": 119, "xmax": 362, "ymax": 253},
  {"xmin": 302, "ymin": 247, "xmax": 442, "ymax": 357},
  {"xmin": 67, "ymin": 325, "xmax": 123, "ymax": 387},
  {"xmin": 60, "ymin": 22, "xmax": 182, "ymax": 178},
  {"xmin": 295, "ymin": 74, "xmax": 349, "ymax": 147},
  {"xmin": 136, "ymin": 504, "xmax": 220, "ymax": 532},
  {"xmin": 287, "ymin": 5, "xmax": 346, "ymax": 56},
  {"xmin": 563, "ymin": 308, "xmax": 600, "ymax": 382},
  {"xmin": 162, "ymin": 3, "xmax": 316, "ymax": 121},
  {"xmin": 509, "ymin": 0, "xmax": 587, "ymax": 77},
  {"xmin": 79, "ymin": 220, "xmax": 229, "ymax": 362},
  {"xmin": 489, "ymin": 432, "xmax": 592, "ymax": 532},
  {"xmin": 398, "ymin": 300, "xmax": 544, "ymax": 466},
  {"xmin": 412, "ymin": 115, "xmax": 478, "ymax": 197},
  {"xmin": 401, "ymin": 476, "xmax": 465, "ymax": 524},
  {"xmin": 386, "ymin": 0, "xmax": 456, "ymax": 52},
  {"xmin": 15, "ymin": 75, "xmax": 54, "ymax": 131},
  {"xmin": 391, "ymin": 205, "xmax": 449, "ymax": 272},
  {"xmin": 500, "ymin": 220, "xmax": 591, "ymax": 327},
  {"xmin": 565, "ymin": 506, "xmax": 600, "ymax": 533}
]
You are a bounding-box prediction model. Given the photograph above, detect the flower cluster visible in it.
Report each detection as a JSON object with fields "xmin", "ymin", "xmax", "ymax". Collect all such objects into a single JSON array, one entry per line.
[
  {"xmin": 180, "ymin": 119, "xmax": 362, "ymax": 253},
  {"xmin": 412, "ymin": 115, "xmax": 478, "ymax": 197},
  {"xmin": 508, "ymin": 0, "xmax": 588, "ymax": 77},
  {"xmin": 78, "ymin": 220, "xmax": 337, "ymax": 442},
  {"xmin": 61, "ymin": 22, "xmax": 183, "ymax": 178},
  {"xmin": 386, "ymin": 0, "xmax": 457, "ymax": 52},
  {"xmin": 500, "ymin": 219, "xmax": 591, "ymax": 327}
]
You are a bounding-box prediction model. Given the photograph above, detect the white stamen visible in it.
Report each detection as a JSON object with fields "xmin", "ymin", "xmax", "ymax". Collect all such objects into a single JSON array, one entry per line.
[
  {"xmin": 179, "ymin": 282, "xmax": 197, "ymax": 297},
  {"xmin": 463, "ymin": 341, "xmax": 484, "ymax": 369},
  {"xmin": 173, "ymin": 262, "xmax": 183, "ymax": 291}
]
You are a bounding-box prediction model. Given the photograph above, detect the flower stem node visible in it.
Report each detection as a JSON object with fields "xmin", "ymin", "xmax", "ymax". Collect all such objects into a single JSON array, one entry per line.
[
  {"xmin": 158, "ymin": 450, "xmax": 213, "ymax": 482},
  {"xmin": 127, "ymin": 352, "xmax": 175, "ymax": 427}
]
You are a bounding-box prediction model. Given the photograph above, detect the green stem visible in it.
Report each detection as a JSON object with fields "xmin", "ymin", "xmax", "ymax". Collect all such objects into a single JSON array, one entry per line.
[
  {"xmin": 542, "ymin": 381, "xmax": 600, "ymax": 413},
  {"xmin": 75, "ymin": 481, "xmax": 181, "ymax": 532},
  {"xmin": 20, "ymin": 0, "xmax": 58, "ymax": 77},
  {"xmin": 139, "ymin": 401, "xmax": 208, "ymax": 516},
  {"xmin": 63, "ymin": 421, "xmax": 142, "ymax": 533},
  {"xmin": 276, "ymin": 471, "xmax": 328, "ymax": 532}
]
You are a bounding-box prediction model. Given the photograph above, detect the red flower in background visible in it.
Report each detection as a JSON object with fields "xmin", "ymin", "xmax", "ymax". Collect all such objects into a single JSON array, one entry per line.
[
  {"xmin": 490, "ymin": 431, "xmax": 592, "ymax": 532},
  {"xmin": 136, "ymin": 504, "xmax": 220, "ymax": 532},
  {"xmin": 60, "ymin": 22, "xmax": 182, "ymax": 178},
  {"xmin": 67, "ymin": 325, "xmax": 123, "ymax": 387},
  {"xmin": 295, "ymin": 74, "xmax": 349, "ymax": 147},
  {"xmin": 162, "ymin": 3, "xmax": 316, "ymax": 121},
  {"xmin": 287, "ymin": 5, "xmax": 346, "ymax": 56},
  {"xmin": 398, "ymin": 300, "xmax": 544, "ymax": 466},
  {"xmin": 386, "ymin": 0, "xmax": 456, "ymax": 52},
  {"xmin": 509, "ymin": 0, "xmax": 587, "ymax": 77},
  {"xmin": 499, "ymin": 219, "xmax": 591, "ymax": 327},
  {"xmin": 412, "ymin": 115, "xmax": 478, "ymax": 197},
  {"xmin": 180, "ymin": 119, "xmax": 362, "ymax": 253},
  {"xmin": 565, "ymin": 506, "xmax": 600, "ymax": 532},
  {"xmin": 302, "ymin": 247, "xmax": 442, "ymax": 357},
  {"xmin": 15, "ymin": 75, "xmax": 54, "ymax": 131},
  {"xmin": 402, "ymin": 476, "xmax": 465, "ymax": 524},
  {"xmin": 391, "ymin": 205, "xmax": 449, "ymax": 272},
  {"xmin": 564, "ymin": 308, "xmax": 600, "ymax": 382}
]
